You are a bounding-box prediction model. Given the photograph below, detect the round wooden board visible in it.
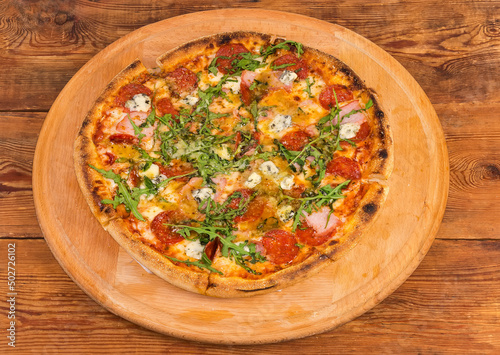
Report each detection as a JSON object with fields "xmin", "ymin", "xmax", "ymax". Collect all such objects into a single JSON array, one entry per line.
[{"xmin": 33, "ymin": 9, "xmax": 448, "ymax": 344}]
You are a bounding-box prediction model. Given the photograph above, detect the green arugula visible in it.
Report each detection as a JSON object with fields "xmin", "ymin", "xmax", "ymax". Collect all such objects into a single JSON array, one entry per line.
[
  {"xmin": 304, "ymin": 77, "xmax": 315, "ymax": 98},
  {"xmin": 127, "ymin": 114, "xmax": 145, "ymax": 142},
  {"xmin": 260, "ymin": 40, "xmax": 304, "ymax": 59},
  {"xmin": 285, "ymin": 180, "xmax": 350, "ymax": 232},
  {"xmin": 89, "ymin": 165, "xmax": 145, "ymax": 221},
  {"xmin": 165, "ymin": 255, "xmax": 222, "ymax": 274}
]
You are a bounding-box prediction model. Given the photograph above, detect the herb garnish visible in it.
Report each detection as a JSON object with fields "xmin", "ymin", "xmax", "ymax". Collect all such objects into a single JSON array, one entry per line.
[{"xmin": 285, "ymin": 181, "xmax": 350, "ymax": 232}]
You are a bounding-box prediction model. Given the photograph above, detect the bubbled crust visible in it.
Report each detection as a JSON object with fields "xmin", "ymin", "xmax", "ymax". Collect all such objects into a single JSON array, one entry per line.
[{"xmin": 74, "ymin": 59, "xmax": 149, "ymax": 225}]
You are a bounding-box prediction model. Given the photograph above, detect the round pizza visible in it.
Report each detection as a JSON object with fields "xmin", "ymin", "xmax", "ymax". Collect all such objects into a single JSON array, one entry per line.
[{"xmin": 74, "ymin": 32, "xmax": 393, "ymax": 297}]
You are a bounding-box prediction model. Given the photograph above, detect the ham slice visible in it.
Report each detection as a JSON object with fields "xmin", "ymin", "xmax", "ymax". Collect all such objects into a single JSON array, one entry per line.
[
  {"xmin": 241, "ymin": 70, "xmax": 258, "ymax": 87},
  {"xmin": 303, "ymin": 206, "xmax": 341, "ymax": 237},
  {"xmin": 115, "ymin": 112, "xmax": 156, "ymax": 141},
  {"xmin": 333, "ymin": 101, "xmax": 366, "ymax": 125}
]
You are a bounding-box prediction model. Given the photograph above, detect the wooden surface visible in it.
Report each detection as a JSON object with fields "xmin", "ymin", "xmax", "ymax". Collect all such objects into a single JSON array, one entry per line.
[
  {"xmin": 31, "ymin": 10, "xmax": 448, "ymax": 343},
  {"xmin": 0, "ymin": 0, "xmax": 499, "ymax": 352}
]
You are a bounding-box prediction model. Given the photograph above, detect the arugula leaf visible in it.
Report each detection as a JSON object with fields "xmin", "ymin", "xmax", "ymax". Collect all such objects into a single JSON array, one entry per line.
[
  {"xmin": 286, "ymin": 180, "xmax": 350, "ymax": 232},
  {"xmin": 165, "ymin": 255, "xmax": 222, "ymax": 274},
  {"xmin": 89, "ymin": 165, "xmax": 145, "ymax": 221},
  {"xmin": 260, "ymin": 40, "xmax": 304, "ymax": 59},
  {"xmin": 127, "ymin": 114, "xmax": 145, "ymax": 142},
  {"xmin": 304, "ymin": 77, "xmax": 315, "ymax": 98},
  {"xmin": 170, "ymin": 223, "xmax": 265, "ymax": 274}
]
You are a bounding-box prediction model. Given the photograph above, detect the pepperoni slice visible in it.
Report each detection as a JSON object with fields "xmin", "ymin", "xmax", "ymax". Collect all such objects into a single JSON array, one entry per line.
[
  {"xmin": 215, "ymin": 43, "xmax": 249, "ymax": 74},
  {"xmin": 114, "ymin": 83, "xmax": 152, "ymax": 107},
  {"xmin": 204, "ymin": 238, "xmax": 221, "ymax": 261},
  {"xmin": 261, "ymin": 229, "xmax": 299, "ymax": 265},
  {"xmin": 272, "ymin": 54, "xmax": 309, "ymax": 79},
  {"xmin": 128, "ymin": 167, "xmax": 141, "ymax": 188},
  {"xmin": 109, "ymin": 133, "xmax": 138, "ymax": 145},
  {"xmin": 280, "ymin": 130, "xmax": 310, "ymax": 151},
  {"xmin": 240, "ymin": 80, "xmax": 254, "ymax": 106},
  {"xmin": 156, "ymin": 97, "xmax": 179, "ymax": 118},
  {"xmin": 226, "ymin": 189, "xmax": 253, "ymax": 210},
  {"xmin": 167, "ymin": 67, "xmax": 198, "ymax": 93},
  {"xmin": 103, "ymin": 152, "xmax": 116, "ymax": 165},
  {"xmin": 319, "ymin": 85, "xmax": 354, "ymax": 110},
  {"xmin": 295, "ymin": 221, "xmax": 331, "ymax": 246},
  {"xmin": 150, "ymin": 211, "xmax": 185, "ymax": 247},
  {"xmin": 326, "ymin": 156, "xmax": 361, "ymax": 179},
  {"xmin": 352, "ymin": 121, "xmax": 370, "ymax": 142},
  {"xmin": 234, "ymin": 196, "xmax": 266, "ymax": 223},
  {"xmin": 159, "ymin": 162, "xmax": 194, "ymax": 182}
]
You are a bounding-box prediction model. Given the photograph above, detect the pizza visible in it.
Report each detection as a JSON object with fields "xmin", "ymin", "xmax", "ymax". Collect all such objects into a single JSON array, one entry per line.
[{"xmin": 74, "ymin": 31, "xmax": 392, "ymax": 297}]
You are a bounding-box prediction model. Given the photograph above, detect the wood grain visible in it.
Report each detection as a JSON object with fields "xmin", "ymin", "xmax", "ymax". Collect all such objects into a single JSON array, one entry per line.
[
  {"xmin": 1, "ymin": 0, "xmax": 499, "ymax": 110},
  {"xmin": 0, "ymin": 113, "xmax": 44, "ymax": 238},
  {"xmin": 0, "ymin": 0, "xmax": 499, "ymax": 351},
  {"xmin": 31, "ymin": 9, "xmax": 447, "ymax": 343},
  {"xmin": 1, "ymin": 238, "xmax": 498, "ymax": 353}
]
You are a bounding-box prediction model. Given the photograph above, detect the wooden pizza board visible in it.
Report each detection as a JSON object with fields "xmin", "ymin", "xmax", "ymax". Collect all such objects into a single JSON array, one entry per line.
[{"xmin": 32, "ymin": 9, "xmax": 448, "ymax": 344}]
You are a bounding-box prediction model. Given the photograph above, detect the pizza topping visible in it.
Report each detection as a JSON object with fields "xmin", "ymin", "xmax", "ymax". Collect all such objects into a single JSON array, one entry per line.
[
  {"xmin": 115, "ymin": 83, "xmax": 152, "ymax": 107},
  {"xmin": 192, "ymin": 187, "xmax": 214, "ymax": 203},
  {"xmin": 279, "ymin": 70, "xmax": 298, "ymax": 85},
  {"xmin": 109, "ymin": 133, "xmax": 138, "ymax": 145},
  {"xmin": 166, "ymin": 66, "xmax": 198, "ymax": 93},
  {"xmin": 155, "ymin": 97, "xmax": 179, "ymax": 117},
  {"xmin": 280, "ymin": 130, "xmax": 310, "ymax": 151},
  {"xmin": 185, "ymin": 239, "xmax": 205, "ymax": 260},
  {"xmin": 277, "ymin": 205, "xmax": 295, "ymax": 223},
  {"xmin": 295, "ymin": 220, "xmax": 332, "ymax": 246},
  {"xmin": 214, "ymin": 43, "xmax": 250, "ymax": 74},
  {"xmin": 151, "ymin": 211, "xmax": 186, "ymax": 247},
  {"xmin": 339, "ymin": 122, "xmax": 361, "ymax": 140},
  {"xmin": 302, "ymin": 206, "xmax": 341, "ymax": 238},
  {"xmin": 319, "ymin": 85, "xmax": 354, "ymax": 109},
  {"xmin": 268, "ymin": 114, "xmax": 292, "ymax": 133},
  {"xmin": 180, "ymin": 95, "xmax": 199, "ymax": 106},
  {"xmin": 139, "ymin": 163, "xmax": 160, "ymax": 180},
  {"xmin": 244, "ymin": 172, "xmax": 262, "ymax": 188},
  {"xmin": 352, "ymin": 121, "xmax": 370, "ymax": 142},
  {"xmin": 326, "ymin": 156, "xmax": 361, "ymax": 180},
  {"xmin": 272, "ymin": 54, "xmax": 309, "ymax": 79},
  {"xmin": 262, "ymin": 229, "xmax": 299, "ymax": 264},
  {"xmin": 259, "ymin": 161, "xmax": 280, "ymax": 176},
  {"xmin": 280, "ymin": 175, "xmax": 295, "ymax": 190},
  {"xmin": 125, "ymin": 93, "xmax": 151, "ymax": 112}
]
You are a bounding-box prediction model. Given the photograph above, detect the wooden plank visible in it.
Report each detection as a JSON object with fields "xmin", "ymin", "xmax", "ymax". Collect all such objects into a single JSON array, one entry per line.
[
  {"xmin": 435, "ymin": 103, "xmax": 500, "ymax": 239},
  {"xmin": 0, "ymin": 238, "xmax": 498, "ymax": 352},
  {"xmin": 0, "ymin": 113, "xmax": 44, "ymax": 238},
  {"xmin": 1, "ymin": 1, "xmax": 499, "ymax": 110}
]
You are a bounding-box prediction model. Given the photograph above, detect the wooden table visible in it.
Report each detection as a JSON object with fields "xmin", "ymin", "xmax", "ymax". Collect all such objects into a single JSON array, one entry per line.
[{"xmin": 1, "ymin": 1, "xmax": 499, "ymax": 352}]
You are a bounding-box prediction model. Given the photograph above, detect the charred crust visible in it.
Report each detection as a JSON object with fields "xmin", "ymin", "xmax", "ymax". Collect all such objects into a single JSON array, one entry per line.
[
  {"xmin": 378, "ymin": 149, "xmax": 388, "ymax": 159},
  {"xmin": 327, "ymin": 239, "xmax": 340, "ymax": 247},
  {"xmin": 237, "ymin": 285, "xmax": 276, "ymax": 292},
  {"xmin": 376, "ymin": 110, "xmax": 385, "ymax": 118},
  {"xmin": 362, "ymin": 202, "xmax": 378, "ymax": 215}
]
